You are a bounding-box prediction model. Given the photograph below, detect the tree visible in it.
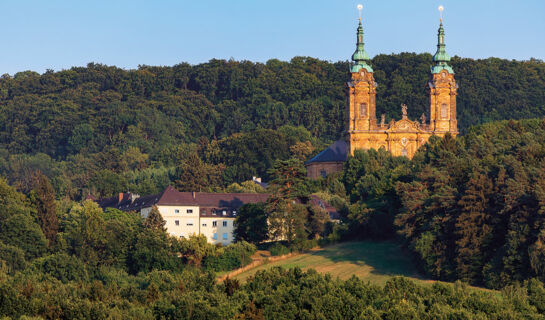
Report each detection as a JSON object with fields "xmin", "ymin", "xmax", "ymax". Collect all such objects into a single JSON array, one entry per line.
[
  {"xmin": 267, "ymin": 158, "xmax": 306, "ymax": 204},
  {"xmin": 0, "ymin": 177, "xmax": 48, "ymax": 259},
  {"xmin": 455, "ymin": 171, "xmax": 493, "ymax": 284},
  {"xmin": 31, "ymin": 171, "xmax": 59, "ymax": 246},
  {"xmin": 289, "ymin": 141, "xmax": 314, "ymax": 161},
  {"xmin": 63, "ymin": 201, "xmax": 107, "ymax": 263},
  {"xmin": 175, "ymin": 153, "xmax": 225, "ymax": 192},
  {"xmin": 143, "ymin": 205, "xmax": 166, "ymax": 232},
  {"xmin": 234, "ymin": 203, "xmax": 269, "ymax": 243},
  {"xmin": 179, "ymin": 234, "xmax": 215, "ymax": 266},
  {"xmin": 307, "ymin": 205, "xmax": 330, "ymax": 239},
  {"xmin": 265, "ymin": 158, "xmax": 308, "ymax": 243}
]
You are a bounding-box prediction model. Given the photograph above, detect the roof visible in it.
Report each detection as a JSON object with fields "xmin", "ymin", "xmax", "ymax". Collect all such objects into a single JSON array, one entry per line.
[
  {"xmin": 309, "ymin": 195, "xmax": 341, "ymax": 221},
  {"xmin": 95, "ymin": 185, "xmax": 270, "ymax": 213},
  {"xmin": 305, "ymin": 139, "xmax": 348, "ymax": 164}
]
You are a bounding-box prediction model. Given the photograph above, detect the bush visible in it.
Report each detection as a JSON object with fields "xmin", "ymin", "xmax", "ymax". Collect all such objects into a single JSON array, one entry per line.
[
  {"xmin": 269, "ymin": 243, "xmax": 291, "ymax": 256},
  {"xmin": 203, "ymin": 241, "xmax": 256, "ymax": 272}
]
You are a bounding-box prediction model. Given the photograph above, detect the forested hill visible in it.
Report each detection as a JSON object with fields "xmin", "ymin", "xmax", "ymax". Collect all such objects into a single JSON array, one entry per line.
[
  {"xmin": 0, "ymin": 54, "xmax": 544, "ymax": 198},
  {"xmin": 1, "ymin": 54, "xmax": 544, "ymax": 156}
]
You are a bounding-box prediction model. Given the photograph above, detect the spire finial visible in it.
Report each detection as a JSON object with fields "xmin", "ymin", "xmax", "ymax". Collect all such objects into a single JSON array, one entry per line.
[
  {"xmin": 350, "ymin": 3, "xmax": 373, "ymax": 73},
  {"xmin": 431, "ymin": 5, "xmax": 454, "ymax": 74},
  {"xmin": 357, "ymin": 4, "xmax": 363, "ymax": 22}
]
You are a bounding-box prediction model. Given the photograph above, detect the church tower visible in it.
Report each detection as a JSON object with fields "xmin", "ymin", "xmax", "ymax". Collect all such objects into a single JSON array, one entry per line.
[
  {"xmin": 346, "ymin": 14, "xmax": 378, "ymax": 155},
  {"xmin": 427, "ymin": 9, "xmax": 458, "ymax": 134},
  {"xmin": 305, "ymin": 5, "xmax": 461, "ymax": 179}
]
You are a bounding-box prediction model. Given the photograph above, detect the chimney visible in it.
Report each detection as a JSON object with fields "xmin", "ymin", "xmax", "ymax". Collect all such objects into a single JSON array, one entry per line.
[
  {"xmin": 118, "ymin": 193, "xmax": 124, "ymax": 204},
  {"xmin": 130, "ymin": 193, "xmax": 140, "ymax": 203},
  {"xmin": 192, "ymin": 192, "xmax": 196, "ymax": 200}
]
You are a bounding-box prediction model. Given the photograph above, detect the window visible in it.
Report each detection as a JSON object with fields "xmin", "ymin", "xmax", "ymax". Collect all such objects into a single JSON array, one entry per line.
[
  {"xmin": 360, "ymin": 103, "xmax": 367, "ymax": 117},
  {"xmin": 222, "ymin": 210, "xmax": 226, "ymax": 216},
  {"xmin": 201, "ymin": 209, "xmax": 207, "ymax": 214},
  {"xmin": 222, "ymin": 221, "xmax": 228, "ymax": 227},
  {"xmin": 174, "ymin": 209, "xmax": 180, "ymax": 214},
  {"xmin": 213, "ymin": 233, "xmax": 217, "ymax": 240},
  {"xmin": 187, "ymin": 222, "xmax": 193, "ymax": 226},
  {"xmin": 320, "ymin": 170, "xmax": 327, "ymax": 178},
  {"xmin": 222, "ymin": 233, "xmax": 228, "ymax": 240},
  {"xmin": 202, "ymin": 223, "xmax": 207, "ymax": 227},
  {"xmin": 186, "ymin": 209, "xmax": 193, "ymax": 214},
  {"xmin": 180, "ymin": 233, "xmax": 184, "ymax": 238},
  {"xmin": 175, "ymin": 220, "xmax": 179, "ymax": 226},
  {"xmin": 212, "ymin": 221, "xmax": 217, "ymax": 227},
  {"xmin": 441, "ymin": 103, "xmax": 448, "ymax": 119}
]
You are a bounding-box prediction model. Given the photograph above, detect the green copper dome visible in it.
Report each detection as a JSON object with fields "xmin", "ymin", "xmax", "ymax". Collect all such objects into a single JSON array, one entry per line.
[
  {"xmin": 351, "ymin": 20, "xmax": 373, "ymax": 73},
  {"xmin": 431, "ymin": 21, "xmax": 454, "ymax": 74}
]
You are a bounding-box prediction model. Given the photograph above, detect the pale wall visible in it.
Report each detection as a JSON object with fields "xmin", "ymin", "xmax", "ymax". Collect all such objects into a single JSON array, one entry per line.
[
  {"xmin": 139, "ymin": 206, "xmax": 235, "ymax": 244},
  {"xmin": 200, "ymin": 217, "xmax": 235, "ymax": 245}
]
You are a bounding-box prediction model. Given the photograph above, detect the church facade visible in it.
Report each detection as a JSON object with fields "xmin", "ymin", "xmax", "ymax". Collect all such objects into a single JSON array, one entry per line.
[{"xmin": 306, "ymin": 15, "xmax": 458, "ymax": 179}]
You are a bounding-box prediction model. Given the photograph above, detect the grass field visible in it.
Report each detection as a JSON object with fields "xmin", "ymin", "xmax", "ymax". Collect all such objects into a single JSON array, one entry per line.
[{"xmin": 233, "ymin": 241, "xmax": 425, "ymax": 285}]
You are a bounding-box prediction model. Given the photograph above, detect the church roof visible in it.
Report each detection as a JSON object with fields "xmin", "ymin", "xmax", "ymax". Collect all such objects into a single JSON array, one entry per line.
[{"xmin": 305, "ymin": 139, "xmax": 348, "ymax": 164}]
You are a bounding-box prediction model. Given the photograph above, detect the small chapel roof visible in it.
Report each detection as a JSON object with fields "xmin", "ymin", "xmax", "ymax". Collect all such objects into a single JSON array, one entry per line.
[{"xmin": 305, "ymin": 139, "xmax": 348, "ymax": 164}]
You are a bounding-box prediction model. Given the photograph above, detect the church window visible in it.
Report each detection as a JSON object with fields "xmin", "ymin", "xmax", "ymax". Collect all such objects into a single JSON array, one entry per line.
[
  {"xmin": 441, "ymin": 103, "xmax": 448, "ymax": 119},
  {"xmin": 401, "ymin": 148, "xmax": 408, "ymax": 157},
  {"xmin": 360, "ymin": 103, "xmax": 367, "ymax": 117}
]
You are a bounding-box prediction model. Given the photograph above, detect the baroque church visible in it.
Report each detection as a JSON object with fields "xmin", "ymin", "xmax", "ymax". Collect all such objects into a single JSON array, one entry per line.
[{"xmin": 306, "ymin": 12, "xmax": 459, "ymax": 179}]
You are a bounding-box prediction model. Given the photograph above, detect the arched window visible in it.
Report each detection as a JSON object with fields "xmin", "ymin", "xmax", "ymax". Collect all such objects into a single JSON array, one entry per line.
[
  {"xmin": 360, "ymin": 103, "xmax": 367, "ymax": 117},
  {"xmin": 441, "ymin": 103, "xmax": 448, "ymax": 119}
]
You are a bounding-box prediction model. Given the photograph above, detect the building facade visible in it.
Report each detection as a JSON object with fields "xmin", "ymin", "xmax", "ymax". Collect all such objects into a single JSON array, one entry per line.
[
  {"xmin": 306, "ymin": 15, "xmax": 458, "ymax": 179},
  {"xmin": 97, "ymin": 186, "xmax": 269, "ymax": 245},
  {"xmin": 96, "ymin": 186, "xmax": 339, "ymax": 244}
]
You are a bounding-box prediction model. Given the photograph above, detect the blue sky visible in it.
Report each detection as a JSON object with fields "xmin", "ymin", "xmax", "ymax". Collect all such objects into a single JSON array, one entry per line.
[{"xmin": 0, "ymin": 0, "xmax": 543, "ymax": 74}]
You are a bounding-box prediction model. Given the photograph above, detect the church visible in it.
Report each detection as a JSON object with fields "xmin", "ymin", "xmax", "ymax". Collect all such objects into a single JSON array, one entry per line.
[{"xmin": 306, "ymin": 11, "xmax": 459, "ymax": 179}]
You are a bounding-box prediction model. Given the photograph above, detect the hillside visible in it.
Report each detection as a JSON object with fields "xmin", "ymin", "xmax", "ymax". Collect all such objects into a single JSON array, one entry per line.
[
  {"xmin": 0, "ymin": 55, "xmax": 544, "ymax": 199},
  {"xmin": 232, "ymin": 241, "xmax": 422, "ymax": 285}
]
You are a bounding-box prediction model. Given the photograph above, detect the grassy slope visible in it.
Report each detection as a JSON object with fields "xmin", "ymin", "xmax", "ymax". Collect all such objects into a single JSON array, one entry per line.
[{"xmin": 234, "ymin": 241, "xmax": 424, "ymax": 285}]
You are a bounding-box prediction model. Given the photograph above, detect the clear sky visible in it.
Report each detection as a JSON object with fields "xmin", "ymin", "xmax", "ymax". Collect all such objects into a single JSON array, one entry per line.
[{"xmin": 0, "ymin": 0, "xmax": 543, "ymax": 75}]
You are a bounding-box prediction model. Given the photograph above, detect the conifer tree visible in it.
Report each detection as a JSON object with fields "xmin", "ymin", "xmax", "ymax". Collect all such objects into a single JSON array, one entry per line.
[
  {"xmin": 265, "ymin": 158, "xmax": 307, "ymax": 243},
  {"xmin": 455, "ymin": 171, "xmax": 493, "ymax": 284},
  {"xmin": 32, "ymin": 171, "xmax": 58, "ymax": 246},
  {"xmin": 143, "ymin": 205, "xmax": 166, "ymax": 232}
]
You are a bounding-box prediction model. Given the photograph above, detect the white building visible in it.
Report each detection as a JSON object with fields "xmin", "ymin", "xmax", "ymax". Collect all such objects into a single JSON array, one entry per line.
[{"xmin": 97, "ymin": 186, "xmax": 269, "ymax": 245}]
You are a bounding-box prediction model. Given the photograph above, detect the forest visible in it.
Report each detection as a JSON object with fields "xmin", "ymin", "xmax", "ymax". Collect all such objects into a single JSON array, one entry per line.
[
  {"xmin": 0, "ymin": 54, "xmax": 544, "ymax": 198},
  {"xmin": 1, "ymin": 55, "xmax": 545, "ymax": 318}
]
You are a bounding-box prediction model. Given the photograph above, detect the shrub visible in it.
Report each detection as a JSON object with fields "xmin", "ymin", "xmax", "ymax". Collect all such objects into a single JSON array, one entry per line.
[
  {"xmin": 269, "ymin": 243, "xmax": 291, "ymax": 256},
  {"xmin": 203, "ymin": 241, "xmax": 256, "ymax": 272}
]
